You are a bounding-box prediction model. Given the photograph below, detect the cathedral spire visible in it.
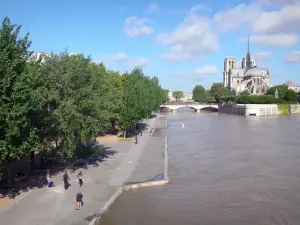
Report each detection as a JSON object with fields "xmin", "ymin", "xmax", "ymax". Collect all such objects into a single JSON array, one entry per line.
[
  {"xmin": 246, "ymin": 36, "xmax": 252, "ymax": 68},
  {"xmin": 247, "ymin": 36, "xmax": 250, "ymax": 53}
]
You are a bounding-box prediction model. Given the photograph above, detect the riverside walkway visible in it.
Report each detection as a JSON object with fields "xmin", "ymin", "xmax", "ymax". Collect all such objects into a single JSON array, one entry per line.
[{"xmin": 0, "ymin": 117, "xmax": 167, "ymax": 225}]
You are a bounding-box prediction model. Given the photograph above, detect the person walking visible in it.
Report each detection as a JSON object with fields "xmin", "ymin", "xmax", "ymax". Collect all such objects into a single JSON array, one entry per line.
[
  {"xmin": 46, "ymin": 171, "xmax": 53, "ymax": 188},
  {"xmin": 62, "ymin": 171, "xmax": 71, "ymax": 190},
  {"xmin": 135, "ymin": 135, "xmax": 138, "ymax": 144},
  {"xmin": 76, "ymin": 192, "xmax": 83, "ymax": 210},
  {"xmin": 77, "ymin": 171, "xmax": 83, "ymax": 187}
]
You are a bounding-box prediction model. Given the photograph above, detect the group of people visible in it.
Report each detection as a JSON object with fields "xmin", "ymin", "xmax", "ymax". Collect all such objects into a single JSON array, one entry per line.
[{"xmin": 46, "ymin": 170, "xmax": 84, "ymax": 210}]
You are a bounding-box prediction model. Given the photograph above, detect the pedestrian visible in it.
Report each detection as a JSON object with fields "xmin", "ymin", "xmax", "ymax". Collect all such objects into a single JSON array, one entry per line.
[
  {"xmin": 76, "ymin": 192, "xmax": 83, "ymax": 210},
  {"xmin": 46, "ymin": 171, "xmax": 53, "ymax": 188},
  {"xmin": 135, "ymin": 135, "xmax": 138, "ymax": 144},
  {"xmin": 78, "ymin": 171, "xmax": 83, "ymax": 187},
  {"xmin": 62, "ymin": 171, "xmax": 71, "ymax": 190},
  {"xmin": 140, "ymin": 129, "xmax": 142, "ymax": 136}
]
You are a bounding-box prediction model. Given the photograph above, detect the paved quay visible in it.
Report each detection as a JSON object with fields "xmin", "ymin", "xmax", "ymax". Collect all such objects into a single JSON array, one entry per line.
[
  {"xmin": 0, "ymin": 117, "xmax": 167, "ymax": 225},
  {"xmin": 125, "ymin": 119, "xmax": 166, "ymax": 185}
]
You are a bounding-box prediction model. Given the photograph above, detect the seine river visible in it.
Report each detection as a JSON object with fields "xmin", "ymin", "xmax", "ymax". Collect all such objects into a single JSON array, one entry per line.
[{"xmin": 99, "ymin": 109, "xmax": 300, "ymax": 225}]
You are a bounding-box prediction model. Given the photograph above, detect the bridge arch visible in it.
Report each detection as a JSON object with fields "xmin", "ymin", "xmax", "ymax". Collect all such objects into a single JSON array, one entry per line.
[
  {"xmin": 160, "ymin": 103, "xmax": 219, "ymax": 113},
  {"xmin": 200, "ymin": 106, "xmax": 219, "ymax": 112}
]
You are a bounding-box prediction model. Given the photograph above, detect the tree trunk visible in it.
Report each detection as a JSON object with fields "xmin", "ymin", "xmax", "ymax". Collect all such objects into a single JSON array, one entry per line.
[
  {"xmin": 30, "ymin": 151, "xmax": 35, "ymax": 172},
  {"xmin": 123, "ymin": 128, "xmax": 127, "ymax": 138},
  {"xmin": 6, "ymin": 161, "xmax": 12, "ymax": 188}
]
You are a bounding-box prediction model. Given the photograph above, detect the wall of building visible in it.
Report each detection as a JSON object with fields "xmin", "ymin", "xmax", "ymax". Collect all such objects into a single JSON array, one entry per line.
[
  {"xmin": 288, "ymin": 104, "xmax": 300, "ymax": 114},
  {"xmin": 218, "ymin": 104, "xmax": 279, "ymax": 116}
]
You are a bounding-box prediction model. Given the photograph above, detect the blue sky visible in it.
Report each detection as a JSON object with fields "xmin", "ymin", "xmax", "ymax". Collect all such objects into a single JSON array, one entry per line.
[{"xmin": 1, "ymin": 0, "xmax": 300, "ymax": 92}]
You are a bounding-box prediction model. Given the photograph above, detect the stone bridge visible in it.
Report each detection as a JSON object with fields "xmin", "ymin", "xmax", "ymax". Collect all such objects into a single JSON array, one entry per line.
[{"xmin": 160, "ymin": 103, "xmax": 219, "ymax": 112}]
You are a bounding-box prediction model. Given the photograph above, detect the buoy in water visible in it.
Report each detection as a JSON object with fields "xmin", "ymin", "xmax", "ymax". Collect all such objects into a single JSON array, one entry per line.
[{"xmin": 181, "ymin": 123, "xmax": 184, "ymax": 128}]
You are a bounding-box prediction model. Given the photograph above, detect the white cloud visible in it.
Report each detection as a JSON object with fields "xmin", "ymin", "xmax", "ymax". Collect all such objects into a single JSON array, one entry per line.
[
  {"xmin": 257, "ymin": 0, "xmax": 299, "ymax": 7},
  {"xmin": 213, "ymin": 3, "xmax": 261, "ymax": 33},
  {"xmin": 106, "ymin": 53, "xmax": 128, "ymax": 62},
  {"xmin": 170, "ymin": 65, "xmax": 218, "ymax": 82},
  {"xmin": 194, "ymin": 65, "xmax": 218, "ymax": 75},
  {"xmin": 190, "ymin": 4, "xmax": 210, "ymax": 13},
  {"xmin": 212, "ymin": 1, "xmax": 300, "ymax": 47},
  {"xmin": 252, "ymin": 3, "xmax": 300, "ymax": 34},
  {"xmin": 155, "ymin": 13, "xmax": 219, "ymax": 62},
  {"xmin": 253, "ymin": 51, "xmax": 274, "ymax": 60},
  {"xmin": 284, "ymin": 50, "xmax": 300, "ymax": 63},
  {"xmin": 127, "ymin": 58, "xmax": 149, "ymax": 67},
  {"xmin": 124, "ymin": 16, "xmax": 154, "ymax": 37},
  {"xmin": 145, "ymin": 3, "xmax": 159, "ymax": 14},
  {"xmin": 251, "ymin": 33, "xmax": 298, "ymax": 47},
  {"xmin": 213, "ymin": 1, "xmax": 300, "ymax": 35}
]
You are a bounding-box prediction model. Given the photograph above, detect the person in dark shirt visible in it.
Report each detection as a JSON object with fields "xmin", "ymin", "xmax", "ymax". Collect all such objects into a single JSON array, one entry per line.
[
  {"xmin": 62, "ymin": 171, "xmax": 71, "ymax": 190},
  {"xmin": 76, "ymin": 192, "xmax": 83, "ymax": 210}
]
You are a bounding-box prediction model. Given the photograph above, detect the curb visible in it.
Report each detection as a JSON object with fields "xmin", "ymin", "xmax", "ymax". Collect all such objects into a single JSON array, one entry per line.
[
  {"xmin": 164, "ymin": 136, "xmax": 169, "ymax": 181},
  {"xmin": 123, "ymin": 179, "xmax": 169, "ymax": 191},
  {"xmin": 88, "ymin": 187, "xmax": 123, "ymax": 225},
  {"xmin": 88, "ymin": 134, "xmax": 169, "ymax": 225}
]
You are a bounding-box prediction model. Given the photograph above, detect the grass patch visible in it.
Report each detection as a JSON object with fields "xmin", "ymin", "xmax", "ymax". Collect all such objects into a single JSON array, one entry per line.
[
  {"xmin": 278, "ymin": 104, "xmax": 289, "ymax": 115},
  {"xmin": 119, "ymin": 138, "xmax": 133, "ymax": 142}
]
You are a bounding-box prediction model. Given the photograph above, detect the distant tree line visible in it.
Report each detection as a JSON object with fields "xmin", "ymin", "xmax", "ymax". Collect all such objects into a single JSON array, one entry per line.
[
  {"xmin": 0, "ymin": 17, "xmax": 167, "ymax": 181},
  {"xmin": 191, "ymin": 82, "xmax": 298, "ymax": 104}
]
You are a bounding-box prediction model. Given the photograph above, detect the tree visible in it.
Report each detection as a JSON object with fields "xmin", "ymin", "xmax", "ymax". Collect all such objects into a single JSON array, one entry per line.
[
  {"xmin": 266, "ymin": 85, "xmax": 288, "ymax": 99},
  {"xmin": 239, "ymin": 90, "xmax": 250, "ymax": 96},
  {"xmin": 210, "ymin": 83, "xmax": 230, "ymax": 99},
  {"xmin": 172, "ymin": 91, "xmax": 184, "ymax": 101},
  {"xmin": 41, "ymin": 53, "xmax": 111, "ymax": 157},
  {"xmin": 283, "ymin": 89, "xmax": 297, "ymax": 102},
  {"xmin": 162, "ymin": 89, "xmax": 169, "ymax": 103},
  {"xmin": 192, "ymin": 85, "xmax": 206, "ymax": 102},
  {"xmin": 120, "ymin": 68, "xmax": 165, "ymax": 137},
  {"xmin": 102, "ymin": 68, "xmax": 124, "ymax": 127},
  {"xmin": 0, "ymin": 17, "xmax": 45, "ymax": 184}
]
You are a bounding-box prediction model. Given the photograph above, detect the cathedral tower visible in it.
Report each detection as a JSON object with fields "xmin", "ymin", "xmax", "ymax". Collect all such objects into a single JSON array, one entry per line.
[{"xmin": 223, "ymin": 57, "xmax": 236, "ymax": 88}]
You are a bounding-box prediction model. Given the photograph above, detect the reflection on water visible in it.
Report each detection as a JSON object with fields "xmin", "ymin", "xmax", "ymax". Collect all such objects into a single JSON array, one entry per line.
[{"xmin": 99, "ymin": 112, "xmax": 300, "ymax": 225}]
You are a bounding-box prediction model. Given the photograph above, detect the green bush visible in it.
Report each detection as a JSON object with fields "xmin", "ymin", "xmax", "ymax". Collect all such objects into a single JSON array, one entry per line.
[
  {"xmin": 277, "ymin": 104, "xmax": 289, "ymax": 115},
  {"xmin": 235, "ymin": 95, "xmax": 285, "ymax": 104},
  {"xmin": 283, "ymin": 89, "xmax": 297, "ymax": 102},
  {"xmin": 239, "ymin": 90, "xmax": 250, "ymax": 96}
]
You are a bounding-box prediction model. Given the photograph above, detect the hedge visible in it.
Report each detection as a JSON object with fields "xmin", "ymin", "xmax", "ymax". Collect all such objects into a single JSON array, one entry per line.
[{"xmin": 235, "ymin": 95, "xmax": 285, "ymax": 104}]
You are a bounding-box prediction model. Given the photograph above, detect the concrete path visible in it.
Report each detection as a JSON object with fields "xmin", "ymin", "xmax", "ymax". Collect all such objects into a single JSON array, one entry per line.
[{"xmin": 0, "ymin": 118, "xmax": 160, "ymax": 225}]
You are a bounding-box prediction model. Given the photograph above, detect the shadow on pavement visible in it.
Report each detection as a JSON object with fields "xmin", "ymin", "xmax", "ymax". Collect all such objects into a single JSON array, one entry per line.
[{"xmin": 0, "ymin": 145, "xmax": 116, "ymax": 199}]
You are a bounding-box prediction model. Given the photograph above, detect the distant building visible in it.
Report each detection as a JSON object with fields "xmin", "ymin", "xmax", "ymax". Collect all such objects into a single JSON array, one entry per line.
[
  {"xmin": 223, "ymin": 37, "xmax": 271, "ymax": 95},
  {"xmin": 167, "ymin": 89, "xmax": 174, "ymax": 101},
  {"xmin": 284, "ymin": 81, "xmax": 300, "ymax": 93},
  {"xmin": 29, "ymin": 52, "xmax": 50, "ymax": 62},
  {"xmin": 182, "ymin": 93, "xmax": 193, "ymax": 101}
]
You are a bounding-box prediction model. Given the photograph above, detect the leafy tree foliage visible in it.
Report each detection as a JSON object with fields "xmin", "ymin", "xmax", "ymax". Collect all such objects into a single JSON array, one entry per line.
[
  {"xmin": 0, "ymin": 17, "xmax": 46, "ymax": 184},
  {"xmin": 266, "ymin": 85, "xmax": 288, "ymax": 99},
  {"xmin": 236, "ymin": 95, "xmax": 284, "ymax": 104},
  {"xmin": 238, "ymin": 90, "xmax": 250, "ymax": 96},
  {"xmin": 283, "ymin": 89, "xmax": 297, "ymax": 102},
  {"xmin": 172, "ymin": 91, "xmax": 184, "ymax": 101},
  {"xmin": 0, "ymin": 17, "xmax": 167, "ymax": 180},
  {"xmin": 120, "ymin": 68, "xmax": 165, "ymax": 137},
  {"xmin": 192, "ymin": 85, "xmax": 206, "ymax": 102},
  {"xmin": 210, "ymin": 83, "xmax": 230, "ymax": 99}
]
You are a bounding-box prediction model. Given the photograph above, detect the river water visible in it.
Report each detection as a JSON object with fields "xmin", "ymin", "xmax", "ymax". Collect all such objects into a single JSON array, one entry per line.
[{"xmin": 99, "ymin": 109, "xmax": 300, "ymax": 225}]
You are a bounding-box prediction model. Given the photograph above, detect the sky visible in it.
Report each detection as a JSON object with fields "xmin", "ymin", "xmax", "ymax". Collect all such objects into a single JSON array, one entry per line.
[{"xmin": 1, "ymin": 0, "xmax": 300, "ymax": 92}]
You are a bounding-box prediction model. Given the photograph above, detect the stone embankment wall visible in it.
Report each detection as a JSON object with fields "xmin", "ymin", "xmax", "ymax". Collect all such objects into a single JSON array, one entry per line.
[
  {"xmin": 218, "ymin": 104, "xmax": 278, "ymax": 116},
  {"xmin": 288, "ymin": 104, "xmax": 300, "ymax": 114},
  {"xmin": 219, "ymin": 103, "xmax": 300, "ymax": 116}
]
